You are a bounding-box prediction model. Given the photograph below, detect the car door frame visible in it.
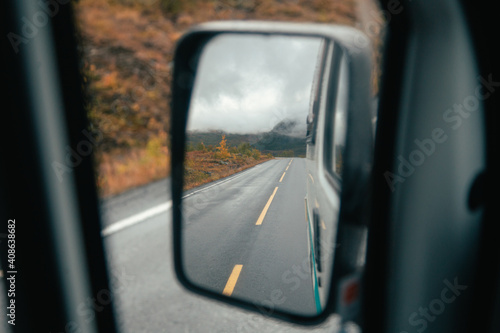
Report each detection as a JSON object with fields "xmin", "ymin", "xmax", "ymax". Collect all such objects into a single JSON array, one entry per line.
[
  {"xmin": 363, "ymin": 0, "xmax": 500, "ymax": 332},
  {"xmin": 1, "ymin": 1, "xmax": 118, "ymax": 332},
  {"xmin": 2, "ymin": 0, "xmax": 500, "ymax": 332}
]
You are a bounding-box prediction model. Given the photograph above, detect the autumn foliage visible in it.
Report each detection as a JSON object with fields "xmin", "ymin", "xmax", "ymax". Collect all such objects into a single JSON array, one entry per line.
[
  {"xmin": 73, "ymin": 0, "xmax": 366, "ymax": 197},
  {"xmin": 215, "ymin": 135, "xmax": 231, "ymax": 160},
  {"xmin": 184, "ymin": 135, "xmax": 271, "ymax": 191}
]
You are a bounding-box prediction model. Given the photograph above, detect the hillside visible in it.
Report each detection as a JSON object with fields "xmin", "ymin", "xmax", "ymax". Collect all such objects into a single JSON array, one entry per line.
[
  {"xmin": 73, "ymin": 0, "xmax": 374, "ymax": 196},
  {"xmin": 184, "ymin": 134, "xmax": 273, "ymax": 190},
  {"xmin": 253, "ymin": 132, "xmax": 306, "ymax": 157},
  {"xmin": 187, "ymin": 119, "xmax": 307, "ymax": 157},
  {"xmin": 187, "ymin": 131, "xmax": 260, "ymax": 148},
  {"xmin": 253, "ymin": 119, "xmax": 306, "ymax": 156}
]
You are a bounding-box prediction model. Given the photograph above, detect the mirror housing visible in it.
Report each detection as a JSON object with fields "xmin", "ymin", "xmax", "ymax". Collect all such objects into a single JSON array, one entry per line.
[{"xmin": 170, "ymin": 21, "xmax": 374, "ymax": 325}]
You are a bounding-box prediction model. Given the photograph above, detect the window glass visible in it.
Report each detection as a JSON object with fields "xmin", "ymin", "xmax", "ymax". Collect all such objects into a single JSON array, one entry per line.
[
  {"xmin": 70, "ymin": 0, "xmax": 385, "ymax": 331},
  {"xmin": 332, "ymin": 56, "xmax": 349, "ymax": 178}
]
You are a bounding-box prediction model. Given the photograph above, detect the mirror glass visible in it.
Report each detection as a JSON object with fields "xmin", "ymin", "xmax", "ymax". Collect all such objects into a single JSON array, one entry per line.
[{"xmin": 181, "ymin": 33, "xmax": 348, "ymax": 317}]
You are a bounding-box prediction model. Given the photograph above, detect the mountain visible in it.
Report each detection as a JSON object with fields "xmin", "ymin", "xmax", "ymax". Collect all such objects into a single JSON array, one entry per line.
[
  {"xmin": 187, "ymin": 119, "xmax": 307, "ymax": 157},
  {"xmin": 186, "ymin": 131, "xmax": 260, "ymax": 148},
  {"xmin": 270, "ymin": 119, "xmax": 306, "ymax": 137}
]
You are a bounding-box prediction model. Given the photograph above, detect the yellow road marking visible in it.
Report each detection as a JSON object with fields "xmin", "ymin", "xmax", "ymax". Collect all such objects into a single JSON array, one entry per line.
[
  {"xmin": 315, "ymin": 199, "xmax": 320, "ymax": 209},
  {"xmin": 222, "ymin": 265, "xmax": 243, "ymax": 296},
  {"xmin": 279, "ymin": 172, "xmax": 286, "ymax": 182},
  {"xmin": 321, "ymin": 220, "xmax": 326, "ymax": 230},
  {"xmin": 255, "ymin": 187, "xmax": 279, "ymax": 225},
  {"xmin": 286, "ymin": 166, "xmax": 289, "ymax": 171},
  {"xmin": 309, "ymin": 174, "xmax": 315, "ymax": 184}
]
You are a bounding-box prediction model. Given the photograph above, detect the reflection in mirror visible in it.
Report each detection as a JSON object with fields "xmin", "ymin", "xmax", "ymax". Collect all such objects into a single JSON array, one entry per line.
[{"xmin": 181, "ymin": 33, "xmax": 344, "ymax": 317}]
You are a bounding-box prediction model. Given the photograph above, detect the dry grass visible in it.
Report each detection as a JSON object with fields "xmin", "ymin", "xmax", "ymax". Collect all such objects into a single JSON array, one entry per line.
[
  {"xmin": 184, "ymin": 151, "xmax": 272, "ymax": 191},
  {"xmin": 96, "ymin": 131, "xmax": 170, "ymax": 197},
  {"xmin": 73, "ymin": 0, "xmax": 370, "ymax": 197}
]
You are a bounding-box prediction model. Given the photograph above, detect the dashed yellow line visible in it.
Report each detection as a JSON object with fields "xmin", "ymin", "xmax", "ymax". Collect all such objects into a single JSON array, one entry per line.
[
  {"xmin": 286, "ymin": 166, "xmax": 289, "ymax": 171},
  {"xmin": 222, "ymin": 265, "xmax": 243, "ymax": 296},
  {"xmin": 321, "ymin": 220, "xmax": 326, "ymax": 230},
  {"xmin": 309, "ymin": 173, "xmax": 315, "ymax": 184},
  {"xmin": 279, "ymin": 172, "xmax": 286, "ymax": 182},
  {"xmin": 255, "ymin": 187, "xmax": 279, "ymax": 225}
]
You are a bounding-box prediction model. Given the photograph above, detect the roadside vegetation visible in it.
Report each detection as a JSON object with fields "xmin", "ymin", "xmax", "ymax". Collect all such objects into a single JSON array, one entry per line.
[
  {"xmin": 73, "ymin": 0, "xmax": 378, "ymax": 197},
  {"xmin": 184, "ymin": 135, "xmax": 273, "ymax": 190}
]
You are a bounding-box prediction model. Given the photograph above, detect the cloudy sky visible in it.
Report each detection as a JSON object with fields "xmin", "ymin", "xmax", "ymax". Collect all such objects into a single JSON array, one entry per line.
[{"xmin": 187, "ymin": 34, "xmax": 322, "ymax": 134}]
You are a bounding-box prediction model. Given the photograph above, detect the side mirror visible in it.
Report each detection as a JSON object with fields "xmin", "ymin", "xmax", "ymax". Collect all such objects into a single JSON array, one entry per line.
[{"xmin": 170, "ymin": 21, "xmax": 374, "ymax": 325}]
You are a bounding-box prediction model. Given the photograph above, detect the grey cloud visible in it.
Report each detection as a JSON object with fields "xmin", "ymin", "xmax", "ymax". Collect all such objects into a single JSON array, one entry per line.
[{"xmin": 188, "ymin": 33, "xmax": 321, "ymax": 134}]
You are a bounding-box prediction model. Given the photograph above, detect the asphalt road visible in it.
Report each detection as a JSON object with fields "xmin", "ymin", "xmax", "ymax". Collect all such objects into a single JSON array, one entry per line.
[
  {"xmin": 182, "ymin": 158, "xmax": 317, "ymax": 316},
  {"xmin": 0, "ymin": 158, "xmax": 359, "ymax": 333}
]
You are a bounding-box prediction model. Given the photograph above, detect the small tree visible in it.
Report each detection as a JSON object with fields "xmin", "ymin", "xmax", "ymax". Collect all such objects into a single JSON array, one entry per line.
[{"xmin": 215, "ymin": 135, "xmax": 231, "ymax": 160}]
